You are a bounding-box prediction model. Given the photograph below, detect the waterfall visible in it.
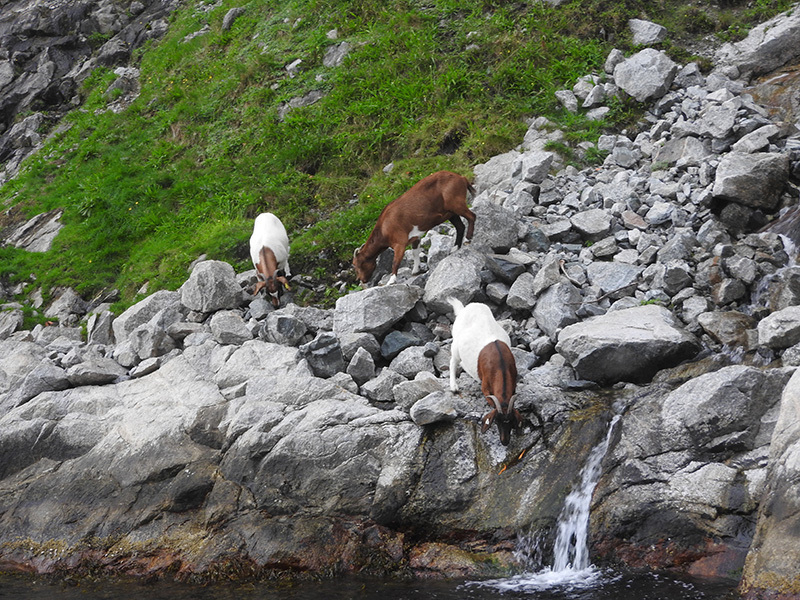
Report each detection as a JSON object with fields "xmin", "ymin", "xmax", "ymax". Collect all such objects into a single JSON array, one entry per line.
[
  {"xmin": 551, "ymin": 414, "xmax": 620, "ymax": 573},
  {"xmin": 471, "ymin": 415, "xmax": 621, "ymax": 592}
]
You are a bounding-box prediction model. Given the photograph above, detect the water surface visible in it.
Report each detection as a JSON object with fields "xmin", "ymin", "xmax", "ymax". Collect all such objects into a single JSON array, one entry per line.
[{"xmin": 0, "ymin": 571, "xmax": 739, "ymax": 600}]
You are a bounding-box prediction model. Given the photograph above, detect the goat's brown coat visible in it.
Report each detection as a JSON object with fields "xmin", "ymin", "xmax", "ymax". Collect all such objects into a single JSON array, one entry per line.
[{"xmin": 353, "ymin": 170, "xmax": 476, "ymax": 284}]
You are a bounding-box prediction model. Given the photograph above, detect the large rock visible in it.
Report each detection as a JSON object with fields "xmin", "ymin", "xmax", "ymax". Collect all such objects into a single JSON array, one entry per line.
[
  {"xmin": 423, "ymin": 250, "xmax": 484, "ymax": 314},
  {"xmin": 741, "ymin": 368, "xmax": 800, "ymax": 598},
  {"xmin": 712, "ymin": 152, "xmax": 790, "ymax": 210},
  {"xmin": 629, "ymin": 18, "xmax": 667, "ymax": 46},
  {"xmin": 533, "ymin": 281, "xmax": 581, "ymax": 340},
  {"xmin": 469, "ymin": 204, "xmax": 519, "ymax": 253},
  {"xmin": 112, "ymin": 289, "xmax": 181, "ymax": 345},
  {"xmin": 333, "ymin": 284, "xmax": 423, "ymax": 336},
  {"xmin": 555, "ymin": 304, "xmax": 701, "ymax": 383},
  {"xmin": 757, "ymin": 305, "xmax": 800, "ymax": 349},
  {"xmin": 715, "ymin": 7, "xmax": 800, "ymax": 81},
  {"xmin": 593, "ymin": 366, "xmax": 794, "ymax": 579},
  {"xmin": 613, "ymin": 48, "xmax": 678, "ymax": 103},
  {"xmin": 0, "ymin": 309, "xmax": 23, "ymax": 340},
  {"xmin": 180, "ymin": 260, "xmax": 243, "ymax": 313}
]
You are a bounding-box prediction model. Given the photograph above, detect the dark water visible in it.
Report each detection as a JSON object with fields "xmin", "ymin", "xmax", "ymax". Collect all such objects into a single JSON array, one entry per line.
[{"xmin": 0, "ymin": 570, "xmax": 739, "ymax": 600}]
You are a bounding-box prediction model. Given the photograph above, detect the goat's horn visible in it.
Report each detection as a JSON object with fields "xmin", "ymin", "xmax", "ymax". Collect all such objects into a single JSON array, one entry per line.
[
  {"xmin": 507, "ymin": 394, "xmax": 516, "ymax": 414},
  {"xmin": 487, "ymin": 394, "xmax": 502, "ymax": 413},
  {"xmin": 353, "ymin": 245, "xmax": 363, "ymax": 259}
]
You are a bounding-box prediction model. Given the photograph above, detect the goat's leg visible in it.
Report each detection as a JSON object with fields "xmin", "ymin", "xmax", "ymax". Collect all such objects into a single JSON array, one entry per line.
[
  {"xmin": 450, "ymin": 216, "xmax": 465, "ymax": 248},
  {"xmin": 410, "ymin": 239, "xmax": 422, "ymax": 274},
  {"xmin": 449, "ymin": 347, "xmax": 461, "ymax": 392},
  {"xmin": 386, "ymin": 243, "xmax": 407, "ymax": 285},
  {"xmin": 463, "ymin": 207, "xmax": 476, "ymax": 241}
]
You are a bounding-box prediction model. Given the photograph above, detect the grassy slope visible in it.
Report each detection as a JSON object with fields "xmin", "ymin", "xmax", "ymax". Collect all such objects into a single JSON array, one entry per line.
[{"xmin": 0, "ymin": 0, "xmax": 792, "ymax": 312}]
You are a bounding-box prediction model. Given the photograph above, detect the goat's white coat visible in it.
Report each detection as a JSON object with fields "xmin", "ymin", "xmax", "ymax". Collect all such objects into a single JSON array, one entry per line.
[
  {"xmin": 249, "ymin": 212, "xmax": 291, "ymax": 277},
  {"xmin": 448, "ymin": 298, "xmax": 511, "ymax": 392}
]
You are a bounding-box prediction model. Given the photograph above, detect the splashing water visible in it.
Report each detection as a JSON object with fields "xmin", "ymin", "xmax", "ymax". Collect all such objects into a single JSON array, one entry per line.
[
  {"xmin": 552, "ymin": 414, "xmax": 620, "ymax": 573},
  {"xmin": 471, "ymin": 415, "xmax": 621, "ymax": 592}
]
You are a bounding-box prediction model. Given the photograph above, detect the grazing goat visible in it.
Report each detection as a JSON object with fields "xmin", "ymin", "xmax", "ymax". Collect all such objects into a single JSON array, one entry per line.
[
  {"xmin": 250, "ymin": 212, "xmax": 291, "ymax": 307},
  {"xmin": 448, "ymin": 298, "xmax": 521, "ymax": 446},
  {"xmin": 353, "ymin": 170, "xmax": 476, "ymax": 285}
]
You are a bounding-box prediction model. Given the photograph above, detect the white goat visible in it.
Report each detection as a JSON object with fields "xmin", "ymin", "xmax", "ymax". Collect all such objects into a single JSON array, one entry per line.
[
  {"xmin": 449, "ymin": 298, "xmax": 521, "ymax": 446},
  {"xmin": 249, "ymin": 212, "xmax": 291, "ymax": 307}
]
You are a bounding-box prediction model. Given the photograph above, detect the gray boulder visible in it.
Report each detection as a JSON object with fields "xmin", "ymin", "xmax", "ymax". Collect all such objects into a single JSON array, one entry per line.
[
  {"xmin": 86, "ymin": 310, "xmax": 115, "ymax": 346},
  {"xmin": 66, "ymin": 357, "xmax": 128, "ymax": 386},
  {"xmin": 262, "ymin": 312, "xmax": 307, "ymax": 346},
  {"xmin": 209, "ymin": 310, "xmax": 253, "ymax": 346},
  {"xmin": 44, "ymin": 288, "xmax": 87, "ymax": 325},
  {"xmin": 613, "ymin": 48, "xmax": 678, "ymax": 102},
  {"xmin": 533, "ymin": 281, "xmax": 581, "ymax": 340},
  {"xmin": 586, "ymin": 262, "xmax": 642, "ymax": 300},
  {"xmin": 715, "ymin": 7, "xmax": 800, "ymax": 81},
  {"xmin": 112, "ymin": 289, "xmax": 181, "ymax": 345},
  {"xmin": 180, "ymin": 260, "xmax": 243, "ymax": 313},
  {"xmin": 629, "ymin": 19, "xmax": 667, "ymax": 46},
  {"xmin": 423, "ymin": 250, "xmax": 484, "ymax": 314},
  {"xmin": 0, "ymin": 309, "xmax": 23, "ymax": 340},
  {"xmin": 593, "ymin": 366, "xmax": 793, "ymax": 574},
  {"xmin": 389, "ymin": 346, "xmax": 435, "ymax": 379},
  {"xmin": 393, "ymin": 373, "xmax": 443, "ymax": 411},
  {"xmin": 334, "ymin": 284, "xmax": 423, "ymax": 336},
  {"xmin": 757, "ymin": 306, "xmax": 800, "ymax": 349},
  {"xmin": 472, "ymin": 150, "xmax": 520, "ymax": 193},
  {"xmin": 361, "ymin": 368, "xmax": 406, "ymax": 403},
  {"xmin": 346, "ymin": 346, "xmax": 375, "ymax": 386},
  {"xmin": 555, "ymin": 304, "xmax": 701, "ymax": 383},
  {"xmin": 299, "ymin": 332, "xmax": 346, "ymax": 379},
  {"xmin": 410, "ymin": 391, "xmax": 457, "ymax": 425},
  {"xmin": 712, "ymin": 151, "xmax": 790, "ymax": 210},
  {"xmin": 516, "ymin": 150, "xmax": 554, "ymax": 184},
  {"xmin": 470, "ymin": 203, "xmax": 519, "ymax": 253},
  {"xmin": 571, "ymin": 208, "xmax": 612, "ymax": 241},
  {"xmin": 506, "ymin": 272, "xmax": 537, "ymax": 311}
]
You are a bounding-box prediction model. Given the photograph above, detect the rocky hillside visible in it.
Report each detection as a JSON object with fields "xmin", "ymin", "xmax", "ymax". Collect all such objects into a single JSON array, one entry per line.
[{"xmin": 3, "ymin": 3, "xmax": 800, "ymax": 600}]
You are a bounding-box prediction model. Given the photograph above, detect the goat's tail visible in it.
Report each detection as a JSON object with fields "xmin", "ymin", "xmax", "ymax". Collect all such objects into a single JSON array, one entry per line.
[{"xmin": 448, "ymin": 297, "xmax": 465, "ymax": 316}]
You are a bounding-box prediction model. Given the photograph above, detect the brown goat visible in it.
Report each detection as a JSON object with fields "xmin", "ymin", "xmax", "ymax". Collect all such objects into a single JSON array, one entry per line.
[{"xmin": 353, "ymin": 170, "xmax": 476, "ymax": 285}]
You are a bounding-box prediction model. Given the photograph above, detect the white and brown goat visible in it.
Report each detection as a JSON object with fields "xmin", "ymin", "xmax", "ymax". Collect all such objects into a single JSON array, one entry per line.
[
  {"xmin": 353, "ymin": 170, "xmax": 476, "ymax": 285},
  {"xmin": 448, "ymin": 298, "xmax": 521, "ymax": 446},
  {"xmin": 250, "ymin": 212, "xmax": 291, "ymax": 307}
]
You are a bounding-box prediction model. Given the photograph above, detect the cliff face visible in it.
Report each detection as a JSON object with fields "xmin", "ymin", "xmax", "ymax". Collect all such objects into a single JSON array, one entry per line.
[
  {"xmin": 0, "ymin": 0, "xmax": 178, "ymax": 183},
  {"xmin": 4, "ymin": 2, "xmax": 800, "ymax": 597}
]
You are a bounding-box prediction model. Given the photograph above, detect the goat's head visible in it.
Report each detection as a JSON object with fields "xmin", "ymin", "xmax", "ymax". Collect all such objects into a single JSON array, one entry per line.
[
  {"xmin": 352, "ymin": 245, "xmax": 376, "ymax": 284},
  {"xmin": 254, "ymin": 269, "xmax": 290, "ymax": 307},
  {"xmin": 481, "ymin": 394, "xmax": 523, "ymax": 446}
]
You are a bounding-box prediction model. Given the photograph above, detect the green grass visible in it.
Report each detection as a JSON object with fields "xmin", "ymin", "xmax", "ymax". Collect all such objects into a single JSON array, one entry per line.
[{"xmin": 0, "ymin": 0, "xmax": 793, "ymax": 311}]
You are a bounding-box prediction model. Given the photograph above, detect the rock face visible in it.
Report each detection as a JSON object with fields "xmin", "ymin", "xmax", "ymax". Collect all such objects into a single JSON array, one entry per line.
[
  {"xmin": 0, "ymin": 0, "xmax": 179, "ymax": 184},
  {"xmin": 4, "ymin": 2, "xmax": 800, "ymax": 597},
  {"xmin": 740, "ymin": 369, "xmax": 800, "ymax": 598},
  {"xmin": 593, "ymin": 366, "xmax": 794, "ymax": 579}
]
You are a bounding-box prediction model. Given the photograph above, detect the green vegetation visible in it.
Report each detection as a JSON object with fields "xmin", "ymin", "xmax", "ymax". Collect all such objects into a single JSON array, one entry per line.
[{"xmin": 0, "ymin": 0, "xmax": 793, "ymax": 310}]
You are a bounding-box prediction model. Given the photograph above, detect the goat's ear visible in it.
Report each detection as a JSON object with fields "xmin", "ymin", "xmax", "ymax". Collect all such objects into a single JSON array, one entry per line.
[
  {"xmin": 481, "ymin": 410, "xmax": 496, "ymax": 433},
  {"xmin": 253, "ymin": 281, "xmax": 266, "ymax": 295},
  {"xmin": 513, "ymin": 409, "xmax": 524, "ymax": 430},
  {"xmin": 277, "ymin": 276, "xmax": 290, "ymax": 290}
]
